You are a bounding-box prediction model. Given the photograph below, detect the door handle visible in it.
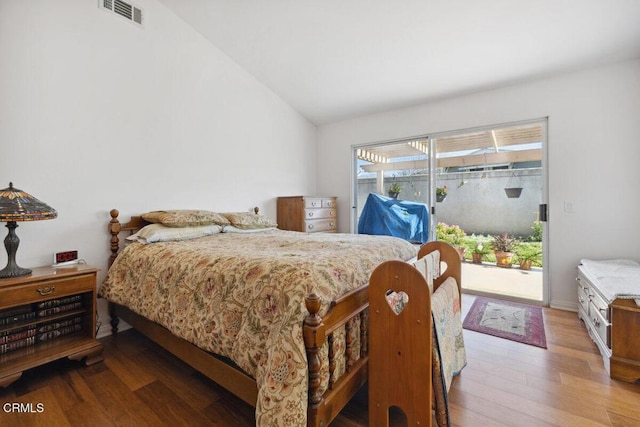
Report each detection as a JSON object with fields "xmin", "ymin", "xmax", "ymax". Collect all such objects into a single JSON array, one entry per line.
[{"xmin": 539, "ymin": 204, "xmax": 548, "ymax": 222}]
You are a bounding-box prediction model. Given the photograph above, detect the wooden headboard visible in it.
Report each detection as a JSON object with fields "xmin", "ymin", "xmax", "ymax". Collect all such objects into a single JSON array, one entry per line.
[{"xmin": 108, "ymin": 207, "xmax": 262, "ymax": 267}]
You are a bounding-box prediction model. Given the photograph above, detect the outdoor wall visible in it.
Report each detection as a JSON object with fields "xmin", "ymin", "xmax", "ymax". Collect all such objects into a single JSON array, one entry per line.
[
  {"xmin": 317, "ymin": 59, "xmax": 640, "ymax": 311},
  {"xmin": 357, "ymin": 168, "xmax": 543, "ymax": 237}
]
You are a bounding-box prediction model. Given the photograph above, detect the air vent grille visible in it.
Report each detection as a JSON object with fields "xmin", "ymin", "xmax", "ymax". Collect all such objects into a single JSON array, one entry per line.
[{"xmin": 100, "ymin": 0, "xmax": 143, "ymax": 27}]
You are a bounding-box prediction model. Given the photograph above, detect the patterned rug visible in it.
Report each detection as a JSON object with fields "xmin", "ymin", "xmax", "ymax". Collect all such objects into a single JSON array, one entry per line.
[{"xmin": 463, "ymin": 297, "xmax": 547, "ymax": 348}]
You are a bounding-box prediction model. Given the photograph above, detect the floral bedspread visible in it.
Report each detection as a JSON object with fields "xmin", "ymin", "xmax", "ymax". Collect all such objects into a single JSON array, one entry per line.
[{"xmin": 99, "ymin": 229, "xmax": 416, "ymax": 426}]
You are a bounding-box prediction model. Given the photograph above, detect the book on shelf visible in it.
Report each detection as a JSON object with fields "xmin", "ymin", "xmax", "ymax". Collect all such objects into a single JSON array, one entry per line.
[
  {"xmin": 37, "ymin": 302, "xmax": 83, "ymax": 318},
  {"xmin": 36, "ymin": 295, "xmax": 83, "ymax": 310},
  {"xmin": 37, "ymin": 324, "xmax": 82, "ymax": 342},
  {"xmin": 37, "ymin": 317, "xmax": 82, "ymax": 334},
  {"xmin": 0, "ymin": 325, "xmax": 37, "ymax": 344},
  {"xmin": 0, "ymin": 310, "xmax": 36, "ymax": 327},
  {"xmin": 0, "ymin": 336, "xmax": 36, "ymax": 354}
]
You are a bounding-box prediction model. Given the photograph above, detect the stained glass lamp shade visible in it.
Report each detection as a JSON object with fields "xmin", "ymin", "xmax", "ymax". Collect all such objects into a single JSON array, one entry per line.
[{"xmin": 0, "ymin": 183, "xmax": 57, "ymax": 278}]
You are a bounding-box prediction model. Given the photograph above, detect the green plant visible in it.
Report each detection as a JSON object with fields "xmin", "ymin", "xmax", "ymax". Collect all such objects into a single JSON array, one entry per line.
[
  {"xmin": 516, "ymin": 245, "xmax": 541, "ymax": 262},
  {"xmin": 436, "ymin": 222, "xmax": 466, "ymax": 246},
  {"xmin": 389, "ymin": 182, "xmax": 402, "ymax": 194},
  {"xmin": 491, "ymin": 233, "xmax": 518, "ymax": 252},
  {"xmin": 436, "ymin": 186, "xmax": 448, "ymax": 196},
  {"xmin": 529, "ymin": 221, "xmax": 542, "ymax": 242},
  {"xmin": 472, "ymin": 242, "xmax": 490, "ymax": 255}
]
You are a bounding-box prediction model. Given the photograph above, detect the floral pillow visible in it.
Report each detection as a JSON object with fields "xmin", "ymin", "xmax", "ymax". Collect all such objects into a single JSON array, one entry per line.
[
  {"xmin": 222, "ymin": 212, "xmax": 278, "ymax": 229},
  {"xmin": 141, "ymin": 210, "xmax": 230, "ymax": 227},
  {"xmin": 126, "ymin": 223, "xmax": 222, "ymax": 244}
]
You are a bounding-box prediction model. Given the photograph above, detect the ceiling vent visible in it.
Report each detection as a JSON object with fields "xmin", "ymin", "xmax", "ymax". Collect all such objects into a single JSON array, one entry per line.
[{"xmin": 99, "ymin": 0, "xmax": 143, "ymax": 27}]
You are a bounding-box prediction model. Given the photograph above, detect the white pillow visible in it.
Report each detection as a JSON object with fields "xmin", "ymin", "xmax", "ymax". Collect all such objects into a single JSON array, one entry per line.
[
  {"xmin": 222, "ymin": 225, "xmax": 278, "ymax": 234},
  {"xmin": 127, "ymin": 223, "xmax": 222, "ymax": 244}
]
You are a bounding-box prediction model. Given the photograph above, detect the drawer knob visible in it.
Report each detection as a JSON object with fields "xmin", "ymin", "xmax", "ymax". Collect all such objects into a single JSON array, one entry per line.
[
  {"xmin": 308, "ymin": 212, "xmax": 314, "ymax": 217},
  {"xmin": 593, "ymin": 317, "xmax": 600, "ymax": 328},
  {"xmin": 308, "ymin": 224, "xmax": 314, "ymax": 229},
  {"xmin": 329, "ymin": 222, "xmax": 335, "ymax": 227},
  {"xmin": 37, "ymin": 286, "xmax": 56, "ymax": 296}
]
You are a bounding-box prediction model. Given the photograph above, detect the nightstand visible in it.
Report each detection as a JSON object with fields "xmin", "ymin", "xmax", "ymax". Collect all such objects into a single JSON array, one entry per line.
[{"xmin": 0, "ymin": 264, "xmax": 104, "ymax": 388}]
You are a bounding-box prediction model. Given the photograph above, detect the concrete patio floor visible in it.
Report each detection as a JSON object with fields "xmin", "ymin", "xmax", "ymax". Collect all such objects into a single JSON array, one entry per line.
[{"xmin": 461, "ymin": 261, "xmax": 543, "ymax": 302}]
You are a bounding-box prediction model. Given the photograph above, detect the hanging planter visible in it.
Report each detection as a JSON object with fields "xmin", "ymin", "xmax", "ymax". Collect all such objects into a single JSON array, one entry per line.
[
  {"xmin": 436, "ymin": 186, "xmax": 447, "ymax": 203},
  {"xmin": 436, "ymin": 193, "xmax": 447, "ymax": 203},
  {"xmin": 388, "ymin": 182, "xmax": 402, "ymax": 199},
  {"xmin": 504, "ymin": 172, "xmax": 523, "ymax": 198},
  {"xmin": 504, "ymin": 187, "xmax": 523, "ymax": 198}
]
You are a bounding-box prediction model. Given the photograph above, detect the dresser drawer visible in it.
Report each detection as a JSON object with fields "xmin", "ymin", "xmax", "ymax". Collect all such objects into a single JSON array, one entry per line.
[
  {"xmin": 577, "ymin": 283, "xmax": 589, "ymax": 313},
  {"xmin": 304, "ymin": 219, "xmax": 337, "ymax": 233},
  {"xmin": 588, "ymin": 301, "xmax": 611, "ymax": 348},
  {"xmin": 578, "ymin": 272, "xmax": 610, "ymax": 321},
  {"xmin": 0, "ymin": 273, "xmax": 96, "ymax": 308},
  {"xmin": 588, "ymin": 286, "xmax": 610, "ymax": 322},
  {"xmin": 304, "ymin": 198, "xmax": 323, "ymax": 208},
  {"xmin": 322, "ymin": 198, "xmax": 335, "ymax": 208},
  {"xmin": 304, "ymin": 208, "xmax": 336, "ymax": 220}
]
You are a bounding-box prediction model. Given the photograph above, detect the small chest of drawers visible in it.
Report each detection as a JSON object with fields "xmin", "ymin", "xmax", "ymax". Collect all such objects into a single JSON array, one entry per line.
[
  {"xmin": 277, "ymin": 196, "xmax": 337, "ymax": 233},
  {"xmin": 577, "ymin": 266, "xmax": 640, "ymax": 383}
]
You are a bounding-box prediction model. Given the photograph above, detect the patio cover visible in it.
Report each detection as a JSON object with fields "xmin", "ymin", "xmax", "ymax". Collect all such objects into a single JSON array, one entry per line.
[{"xmin": 358, "ymin": 193, "xmax": 429, "ymax": 243}]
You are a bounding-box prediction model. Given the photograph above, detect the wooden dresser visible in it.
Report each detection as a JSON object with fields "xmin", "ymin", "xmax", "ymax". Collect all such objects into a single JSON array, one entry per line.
[
  {"xmin": 0, "ymin": 265, "xmax": 104, "ymax": 387},
  {"xmin": 577, "ymin": 266, "xmax": 640, "ymax": 383},
  {"xmin": 277, "ymin": 196, "xmax": 337, "ymax": 233}
]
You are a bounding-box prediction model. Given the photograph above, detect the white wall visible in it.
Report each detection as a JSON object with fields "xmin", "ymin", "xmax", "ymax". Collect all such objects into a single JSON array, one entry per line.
[
  {"xmin": 0, "ymin": 0, "xmax": 316, "ymax": 332},
  {"xmin": 317, "ymin": 59, "xmax": 640, "ymax": 310}
]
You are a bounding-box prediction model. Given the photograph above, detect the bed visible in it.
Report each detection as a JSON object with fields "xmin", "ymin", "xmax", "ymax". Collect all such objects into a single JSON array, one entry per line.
[{"xmin": 101, "ymin": 208, "xmax": 419, "ymax": 426}]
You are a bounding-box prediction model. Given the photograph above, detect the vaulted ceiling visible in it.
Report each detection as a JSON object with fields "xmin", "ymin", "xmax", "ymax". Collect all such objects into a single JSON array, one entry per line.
[{"xmin": 160, "ymin": 0, "xmax": 640, "ymax": 125}]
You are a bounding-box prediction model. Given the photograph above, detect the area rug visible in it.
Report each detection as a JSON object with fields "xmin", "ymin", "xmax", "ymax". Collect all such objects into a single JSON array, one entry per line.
[{"xmin": 463, "ymin": 297, "xmax": 547, "ymax": 348}]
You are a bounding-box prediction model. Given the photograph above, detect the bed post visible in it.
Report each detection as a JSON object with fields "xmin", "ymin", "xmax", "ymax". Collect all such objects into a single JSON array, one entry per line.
[
  {"xmin": 108, "ymin": 209, "xmax": 122, "ymax": 335},
  {"xmin": 109, "ymin": 209, "xmax": 121, "ymax": 267},
  {"xmin": 303, "ymin": 293, "xmax": 325, "ymax": 427}
]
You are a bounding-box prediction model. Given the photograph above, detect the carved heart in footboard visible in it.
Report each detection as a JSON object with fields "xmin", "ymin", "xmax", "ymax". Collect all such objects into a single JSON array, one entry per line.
[{"xmin": 385, "ymin": 290, "xmax": 409, "ymax": 315}]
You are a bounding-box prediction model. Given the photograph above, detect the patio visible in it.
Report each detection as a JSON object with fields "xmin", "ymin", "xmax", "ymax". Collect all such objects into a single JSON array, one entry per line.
[{"xmin": 461, "ymin": 260, "xmax": 543, "ymax": 302}]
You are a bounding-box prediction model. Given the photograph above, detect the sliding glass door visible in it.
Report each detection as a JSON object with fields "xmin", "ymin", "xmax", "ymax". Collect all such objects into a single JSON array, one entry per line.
[{"xmin": 351, "ymin": 118, "xmax": 548, "ymax": 304}]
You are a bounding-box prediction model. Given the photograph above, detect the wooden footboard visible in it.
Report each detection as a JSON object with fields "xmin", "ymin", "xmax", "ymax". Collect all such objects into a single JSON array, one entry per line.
[
  {"xmin": 106, "ymin": 209, "xmax": 370, "ymax": 427},
  {"xmin": 304, "ymin": 286, "xmax": 370, "ymax": 427}
]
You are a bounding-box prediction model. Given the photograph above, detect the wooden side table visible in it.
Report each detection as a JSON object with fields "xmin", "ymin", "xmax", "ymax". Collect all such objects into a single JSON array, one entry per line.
[{"xmin": 0, "ymin": 264, "xmax": 104, "ymax": 388}]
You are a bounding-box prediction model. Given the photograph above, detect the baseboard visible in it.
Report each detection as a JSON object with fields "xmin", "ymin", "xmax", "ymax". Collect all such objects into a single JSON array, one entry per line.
[{"xmin": 550, "ymin": 300, "xmax": 577, "ymax": 312}]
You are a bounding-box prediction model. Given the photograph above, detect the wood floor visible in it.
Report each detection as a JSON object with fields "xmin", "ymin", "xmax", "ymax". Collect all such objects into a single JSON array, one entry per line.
[{"xmin": 2, "ymin": 296, "xmax": 639, "ymax": 426}]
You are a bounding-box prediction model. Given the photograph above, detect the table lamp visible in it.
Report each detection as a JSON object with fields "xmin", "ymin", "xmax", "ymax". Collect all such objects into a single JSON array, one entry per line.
[{"xmin": 0, "ymin": 182, "xmax": 57, "ymax": 278}]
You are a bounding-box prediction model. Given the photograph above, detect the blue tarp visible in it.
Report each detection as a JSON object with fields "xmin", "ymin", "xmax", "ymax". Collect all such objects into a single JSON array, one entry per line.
[{"xmin": 357, "ymin": 193, "xmax": 430, "ymax": 243}]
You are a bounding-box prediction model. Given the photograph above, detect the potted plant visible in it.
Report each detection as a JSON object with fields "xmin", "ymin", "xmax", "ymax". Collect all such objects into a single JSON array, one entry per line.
[
  {"xmin": 436, "ymin": 186, "xmax": 448, "ymax": 202},
  {"xmin": 471, "ymin": 242, "xmax": 490, "ymax": 264},
  {"xmin": 515, "ymin": 245, "xmax": 540, "ymax": 270},
  {"xmin": 388, "ymin": 182, "xmax": 402, "ymax": 199},
  {"xmin": 436, "ymin": 222, "xmax": 467, "ymax": 261},
  {"xmin": 491, "ymin": 233, "xmax": 518, "ymax": 268}
]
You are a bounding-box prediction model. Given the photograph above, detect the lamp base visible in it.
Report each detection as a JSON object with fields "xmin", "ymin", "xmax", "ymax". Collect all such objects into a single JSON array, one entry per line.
[
  {"xmin": 0, "ymin": 264, "xmax": 32, "ymax": 279},
  {"xmin": 0, "ymin": 221, "xmax": 32, "ymax": 279}
]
